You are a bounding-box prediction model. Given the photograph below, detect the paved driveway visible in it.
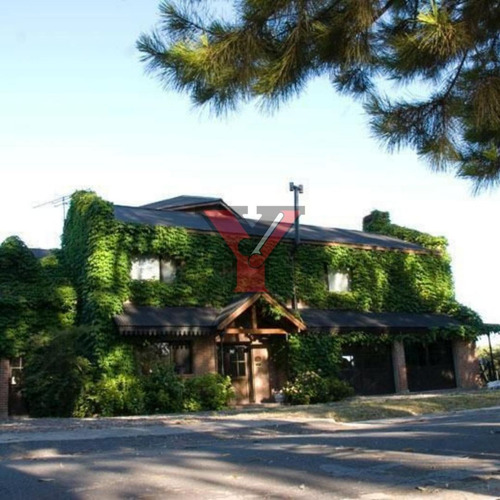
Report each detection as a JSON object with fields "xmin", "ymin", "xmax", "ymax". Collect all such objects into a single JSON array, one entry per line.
[{"xmin": 0, "ymin": 408, "xmax": 499, "ymax": 499}]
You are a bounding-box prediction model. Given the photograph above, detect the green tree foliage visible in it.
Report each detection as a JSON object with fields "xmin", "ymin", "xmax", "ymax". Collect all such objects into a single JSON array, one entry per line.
[
  {"xmin": 138, "ymin": 0, "xmax": 500, "ymax": 190},
  {"xmin": 478, "ymin": 343, "xmax": 500, "ymax": 379},
  {"xmin": 0, "ymin": 237, "xmax": 75, "ymax": 358},
  {"xmin": 0, "ymin": 237, "xmax": 42, "ymax": 358},
  {"xmin": 23, "ymin": 328, "xmax": 94, "ymax": 417}
]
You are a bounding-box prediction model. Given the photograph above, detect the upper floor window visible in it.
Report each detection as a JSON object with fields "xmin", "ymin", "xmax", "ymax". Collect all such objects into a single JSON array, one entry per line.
[
  {"xmin": 326, "ymin": 266, "xmax": 351, "ymax": 293},
  {"xmin": 131, "ymin": 257, "xmax": 177, "ymax": 283},
  {"xmin": 131, "ymin": 257, "xmax": 160, "ymax": 281},
  {"xmin": 160, "ymin": 259, "xmax": 177, "ymax": 284}
]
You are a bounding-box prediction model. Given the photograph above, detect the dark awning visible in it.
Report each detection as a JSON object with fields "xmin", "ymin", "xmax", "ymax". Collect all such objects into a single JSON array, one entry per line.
[
  {"xmin": 115, "ymin": 305, "xmax": 218, "ymax": 336},
  {"xmin": 300, "ymin": 309, "xmax": 463, "ymax": 332}
]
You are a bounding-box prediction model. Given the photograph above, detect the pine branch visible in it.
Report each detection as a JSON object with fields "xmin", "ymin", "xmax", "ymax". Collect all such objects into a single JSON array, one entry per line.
[{"xmin": 138, "ymin": 0, "xmax": 500, "ymax": 191}]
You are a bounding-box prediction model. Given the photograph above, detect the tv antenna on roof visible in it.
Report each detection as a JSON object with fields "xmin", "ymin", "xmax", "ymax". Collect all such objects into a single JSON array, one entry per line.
[{"xmin": 34, "ymin": 195, "xmax": 71, "ymax": 221}]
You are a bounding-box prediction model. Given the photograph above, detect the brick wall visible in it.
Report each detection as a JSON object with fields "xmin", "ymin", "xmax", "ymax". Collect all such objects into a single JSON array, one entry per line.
[
  {"xmin": 0, "ymin": 359, "xmax": 10, "ymax": 419},
  {"xmin": 452, "ymin": 340, "xmax": 480, "ymax": 389},
  {"xmin": 192, "ymin": 337, "xmax": 217, "ymax": 375}
]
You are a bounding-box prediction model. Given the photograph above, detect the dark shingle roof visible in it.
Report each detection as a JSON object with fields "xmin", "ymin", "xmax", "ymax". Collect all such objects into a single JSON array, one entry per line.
[
  {"xmin": 115, "ymin": 205, "xmax": 213, "ymax": 232},
  {"xmin": 141, "ymin": 196, "xmax": 223, "ymax": 211},
  {"xmin": 114, "ymin": 204, "xmax": 426, "ymax": 252},
  {"xmin": 215, "ymin": 293, "xmax": 255, "ymax": 327},
  {"xmin": 288, "ymin": 224, "xmax": 424, "ymax": 251},
  {"xmin": 300, "ymin": 309, "xmax": 462, "ymax": 331}
]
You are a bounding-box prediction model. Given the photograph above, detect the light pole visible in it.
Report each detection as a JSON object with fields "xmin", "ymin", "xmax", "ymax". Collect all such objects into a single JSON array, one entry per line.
[
  {"xmin": 289, "ymin": 182, "xmax": 303, "ymax": 248},
  {"xmin": 289, "ymin": 182, "xmax": 303, "ymax": 310}
]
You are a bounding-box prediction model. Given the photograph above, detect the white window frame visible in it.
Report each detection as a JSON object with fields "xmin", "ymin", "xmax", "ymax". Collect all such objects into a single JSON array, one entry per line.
[
  {"xmin": 131, "ymin": 257, "xmax": 177, "ymax": 283},
  {"xmin": 327, "ymin": 267, "xmax": 351, "ymax": 293},
  {"xmin": 131, "ymin": 257, "xmax": 160, "ymax": 281}
]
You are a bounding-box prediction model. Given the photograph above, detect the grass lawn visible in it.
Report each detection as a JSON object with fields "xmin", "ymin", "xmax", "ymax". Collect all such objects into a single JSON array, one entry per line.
[{"xmin": 224, "ymin": 390, "xmax": 500, "ymax": 423}]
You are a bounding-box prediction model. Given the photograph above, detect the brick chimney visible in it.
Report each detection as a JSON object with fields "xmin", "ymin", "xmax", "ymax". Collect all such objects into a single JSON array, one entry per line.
[{"xmin": 363, "ymin": 210, "xmax": 391, "ymax": 233}]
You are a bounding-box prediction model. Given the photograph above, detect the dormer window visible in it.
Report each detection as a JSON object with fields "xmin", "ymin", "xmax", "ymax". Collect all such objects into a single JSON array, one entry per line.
[
  {"xmin": 326, "ymin": 266, "xmax": 351, "ymax": 293},
  {"xmin": 131, "ymin": 257, "xmax": 177, "ymax": 283}
]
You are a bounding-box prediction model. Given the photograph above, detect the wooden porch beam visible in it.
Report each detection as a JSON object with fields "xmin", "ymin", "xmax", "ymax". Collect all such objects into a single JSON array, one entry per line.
[{"xmin": 225, "ymin": 328, "xmax": 287, "ymax": 335}]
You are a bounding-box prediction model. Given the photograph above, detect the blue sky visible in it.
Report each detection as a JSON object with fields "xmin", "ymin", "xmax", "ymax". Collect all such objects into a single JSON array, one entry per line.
[{"xmin": 1, "ymin": 0, "xmax": 499, "ymax": 335}]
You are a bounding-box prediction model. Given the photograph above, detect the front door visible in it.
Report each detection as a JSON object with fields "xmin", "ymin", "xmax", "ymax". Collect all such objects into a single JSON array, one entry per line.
[
  {"xmin": 251, "ymin": 346, "xmax": 271, "ymax": 403},
  {"xmin": 222, "ymin": 345, "xmax": 250, "ymax": 403},
  {"xmin": 221, "ymin": 344, "xmax": 272, "ymax": 404}
]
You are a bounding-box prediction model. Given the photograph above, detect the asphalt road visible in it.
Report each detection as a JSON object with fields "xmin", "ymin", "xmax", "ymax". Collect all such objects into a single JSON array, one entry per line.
[{"xmin": 0, "ymin": 408, "xmax": 499, "ymax": 499}]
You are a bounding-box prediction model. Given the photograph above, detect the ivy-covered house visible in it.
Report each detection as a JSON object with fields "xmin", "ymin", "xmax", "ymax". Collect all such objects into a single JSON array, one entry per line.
[{"xmin": 58, "ymin": 191, "xmax": 481, "ymax": 405}]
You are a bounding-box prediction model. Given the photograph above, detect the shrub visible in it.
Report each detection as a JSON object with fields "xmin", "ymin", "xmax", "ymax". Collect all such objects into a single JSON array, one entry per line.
[
  {"xmin": 327, "ymin": 378, "xmax": 355, "ymax": 401},
  {"xmin": 78, "ymin": 368, "xmax": 233, "ymax": 417},
  {"xmin": 184, "ymin": 373, "xmax": 234, "ymax": 411},
  {"xmin": 282, "ymin": 371, "xmax": 328, "ymax": 405},
  {"xmin": 23, "ymin": 328, "xmax": 93, "ymax": 417},
  {"xmin": 283, "ymin": 371, "xmax": 353, "ymax": 405},
  {"xmin": 142, "ymin": 363, "xmax": 185, "ymax": 414},
  {"xmin": 90, "ymin": 374, "xmax": 145, "ymax": 417}
]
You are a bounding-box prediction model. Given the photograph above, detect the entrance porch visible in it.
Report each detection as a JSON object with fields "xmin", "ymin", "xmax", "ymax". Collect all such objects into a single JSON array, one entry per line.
[{"xmin": 215, "ymin": 292, "xmax": 306, "ymax": 404}]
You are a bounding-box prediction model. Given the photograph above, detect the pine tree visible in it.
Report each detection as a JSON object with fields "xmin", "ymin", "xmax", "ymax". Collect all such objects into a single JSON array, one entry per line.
[{"xmin": 138, "ymin": 0, "xmax": 500, "ymax": 191}]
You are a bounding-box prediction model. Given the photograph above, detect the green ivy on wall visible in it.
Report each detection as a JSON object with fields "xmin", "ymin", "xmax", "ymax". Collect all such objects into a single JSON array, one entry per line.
[{"xmin": 363, "ymin": 210, "xmax": 449, "ymax": 252}]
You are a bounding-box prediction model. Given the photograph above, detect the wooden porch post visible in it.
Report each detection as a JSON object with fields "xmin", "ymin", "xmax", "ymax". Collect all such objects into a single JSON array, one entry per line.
[
  {"xmin": 392, "ymin": 340, "xmax": 409, "ymax": 393},
  {"xmin": 452, "ymin": 340, "xmax": 480, "ymax": 389}
]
